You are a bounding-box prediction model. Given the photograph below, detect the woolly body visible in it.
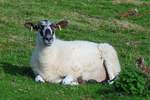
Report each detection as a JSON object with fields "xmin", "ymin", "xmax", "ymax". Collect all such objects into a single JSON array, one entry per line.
[{"xmin": 31, "ymin": 34, "xmax": 121, "ymax": 83}]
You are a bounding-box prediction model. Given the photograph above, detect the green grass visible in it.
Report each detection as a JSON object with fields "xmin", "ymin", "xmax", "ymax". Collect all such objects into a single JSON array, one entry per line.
[{"xmin": 0, "ymin": 0, "xmax": 150, "ymax": 99}]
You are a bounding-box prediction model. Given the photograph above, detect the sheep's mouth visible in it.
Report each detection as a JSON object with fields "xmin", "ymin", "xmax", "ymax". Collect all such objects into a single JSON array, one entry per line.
[
  {"xmin": 45, "ymin": 42, "xmax": 52, "ymax": 46},
  {"xmin": 43, "ymin": 41, "xmax": 52, "ymax": 46},
  {"xmin": 43, "ymin": 39, "xmax": 53, "ymax": 46}
]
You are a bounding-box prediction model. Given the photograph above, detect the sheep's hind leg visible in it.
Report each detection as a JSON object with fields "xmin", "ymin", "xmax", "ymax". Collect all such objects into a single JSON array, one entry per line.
[
  {"xmin": 35, "ymin": 75, "xmax": 45, "ymax": 83},
  {"xmin": 104, "ymin": 60, "xmax": 116, "ymax": 84}
]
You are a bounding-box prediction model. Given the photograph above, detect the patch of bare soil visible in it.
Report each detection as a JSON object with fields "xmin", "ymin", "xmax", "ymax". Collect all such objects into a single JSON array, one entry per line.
[{"xmin": 119, "ymin": 8, "xmax": 138, "ymax": 18}]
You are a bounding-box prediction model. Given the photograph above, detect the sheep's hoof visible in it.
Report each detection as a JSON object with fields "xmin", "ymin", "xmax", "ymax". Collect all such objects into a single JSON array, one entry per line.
[
  {"xmin": 108, "ymin": 80, "xmax": 114, "ymax": 84},
  {"xmin": 62, "ymin": 81, "xmax": 79, "ymax": 85},
  {"xmin": 62, "ymin": 75, "xmax": 79, "ymax": 85},
  {"xmin": 108, "ymin": 75, "xmax": 119, "ymax": 84},
  {"xmin": 71, "ymin": 82, "xmax": 79, "ymax": 85},
  {"xmin": 35, "ymin": 75, "xmax": 45, "ymax": 83}
]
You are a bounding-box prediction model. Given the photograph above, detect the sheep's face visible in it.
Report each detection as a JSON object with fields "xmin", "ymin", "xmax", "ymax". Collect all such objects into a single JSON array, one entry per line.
[
  {"xmin": 24, "ymin": 20, "xmax": 68, "ymax": 46},
  {"xmin": 38, "ymin": 20, "xmax": 55, "ymax": 46}
]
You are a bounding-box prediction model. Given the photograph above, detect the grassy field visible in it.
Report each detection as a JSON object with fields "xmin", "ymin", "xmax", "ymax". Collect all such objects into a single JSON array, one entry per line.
[{"xmin": 0, "ymin": 0, "xmax": 150, "ymax": 99}]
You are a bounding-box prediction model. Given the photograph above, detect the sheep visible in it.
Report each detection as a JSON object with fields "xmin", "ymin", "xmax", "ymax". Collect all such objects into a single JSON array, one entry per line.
[{"xmin": 24, "ymin": 20, "xmax": 121, "ymax": 85}]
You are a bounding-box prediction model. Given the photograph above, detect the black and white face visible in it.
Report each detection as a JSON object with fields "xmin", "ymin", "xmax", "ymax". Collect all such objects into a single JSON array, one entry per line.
[
  {"xmin": 24, "ymin": 19, "xmax": 68, "ymax": 46},
  {"xmin": 38, "ymin": 20, "xmax": 55, "ymax": 46}
]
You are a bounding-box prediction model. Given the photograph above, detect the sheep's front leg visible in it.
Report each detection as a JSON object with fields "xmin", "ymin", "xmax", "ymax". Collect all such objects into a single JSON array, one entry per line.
[
  {"xmin": 62, "ymin": 75, "xmax": 79, "ymax": 85},
  {"xmin": 35, "ymin": 75, "xmax": 45, "ymax": 83}
]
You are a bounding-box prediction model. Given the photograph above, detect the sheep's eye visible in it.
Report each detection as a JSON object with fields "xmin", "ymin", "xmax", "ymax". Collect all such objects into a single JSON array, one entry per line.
[
  {"xmin": 40, "ymin": 25, "xmax": 44, "ymax": 29},
  {"xmin": 38, "ymin": 25, "xmax": 45, "ymax": 30}
]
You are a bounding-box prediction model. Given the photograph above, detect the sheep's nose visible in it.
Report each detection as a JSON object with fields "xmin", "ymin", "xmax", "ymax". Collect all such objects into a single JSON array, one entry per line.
[
  {"xmin": 45, "ymin": 37, "xmax": 52, "ymax": 41},
  {"xmin": 45, "ymin": 29, "xmax": 51, "ymax": 34}
]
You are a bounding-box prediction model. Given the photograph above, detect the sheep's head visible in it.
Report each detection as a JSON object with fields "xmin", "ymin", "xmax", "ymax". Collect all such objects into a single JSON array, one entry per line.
[{"xmin": 24, "ymin": 20, "xmax": 68, "ymax": 46}]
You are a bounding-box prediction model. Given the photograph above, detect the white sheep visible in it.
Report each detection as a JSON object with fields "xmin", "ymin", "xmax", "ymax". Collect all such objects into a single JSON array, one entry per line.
[{"xmin": 24, "ymin": 20, "xmax": 121, "ymax": 85}]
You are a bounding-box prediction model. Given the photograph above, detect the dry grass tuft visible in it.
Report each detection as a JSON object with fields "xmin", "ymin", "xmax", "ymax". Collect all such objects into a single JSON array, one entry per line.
[
  {"xmin": 61, "ymin": 11, "xmax": 149, "ymax": 33},
  {"xmin": 61, "ymin": 11, "xmax": 102, "ymax": 31},
  {"xmin": 112, "ymin": 0, "xmax": 150, "ymax": 7},
  {"xmin": 112, "ymin": 0, "xmax": 143, "ymax": 5},
  {"xmin": 126, "ymin": 40, "xmax": 141, "ymax": 47},
  {"xmin": 119, "ymin": 8, "xmax": 139, "ymax": 18},
  {"xmin": 111, "ymin": 19, "xmax": 146, "ymax": 32}
]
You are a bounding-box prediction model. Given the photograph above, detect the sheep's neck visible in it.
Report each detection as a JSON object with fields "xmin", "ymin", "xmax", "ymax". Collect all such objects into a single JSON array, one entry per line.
[{"xmin": 36, "ymin": 37, "xmax": 55, "ymax": 51}]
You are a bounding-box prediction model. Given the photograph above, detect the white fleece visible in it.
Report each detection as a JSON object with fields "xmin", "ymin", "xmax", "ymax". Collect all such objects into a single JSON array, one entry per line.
[{"xmin": 31, "ymin": 33, "xmax": 121, "ymax": 84}]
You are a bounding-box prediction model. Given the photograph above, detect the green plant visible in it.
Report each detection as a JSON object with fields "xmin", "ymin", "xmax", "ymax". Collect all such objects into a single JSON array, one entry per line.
[{"xmin": 114, "ymin": 68, "xmax": 146, "ymax": 95}]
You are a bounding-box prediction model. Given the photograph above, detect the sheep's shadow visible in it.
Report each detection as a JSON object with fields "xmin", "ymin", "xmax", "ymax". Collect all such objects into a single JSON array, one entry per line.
[
  {"xmin": 0, "ymin": 62, "xmax": 34, "ymax": 78},
  {"xmin": 96, "ymin": 84, "xmax": 122, "ymax": 97}
]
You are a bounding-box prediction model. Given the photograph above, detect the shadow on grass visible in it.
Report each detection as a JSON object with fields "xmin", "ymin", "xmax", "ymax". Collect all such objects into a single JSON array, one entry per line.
[
  {"xmin": 0, "ymin": 62, "xmax": 34, "ymax": 78},
  {"xmin": 95, "ymin": 84, "xmax": 121, "ymax": 96}
]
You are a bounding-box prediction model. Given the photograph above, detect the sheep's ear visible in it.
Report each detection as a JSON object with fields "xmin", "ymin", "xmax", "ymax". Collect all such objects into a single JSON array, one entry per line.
[
  {"xmin": 24, "ymin": 22, "xmax": 39, "ymax": 31},
  {"xmin": 52, "ymin": 20, "xmax": 68, "ymax": 30}
]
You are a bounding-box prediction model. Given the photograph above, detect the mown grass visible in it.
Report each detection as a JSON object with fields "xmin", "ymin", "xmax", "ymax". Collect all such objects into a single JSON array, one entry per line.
[{"xmin": 0, "ymin": 0, "xmax": 150, "ymax": 99}]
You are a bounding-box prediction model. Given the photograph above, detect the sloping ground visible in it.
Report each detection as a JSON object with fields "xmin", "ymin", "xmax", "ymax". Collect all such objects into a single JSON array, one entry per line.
[
  {"xmin": 0, "ymin": 0, "xmax": 150, "ymax": 99},
  {"xmin": 112, "ymin": 0, "xmax": 149, "ymax": 5}
]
